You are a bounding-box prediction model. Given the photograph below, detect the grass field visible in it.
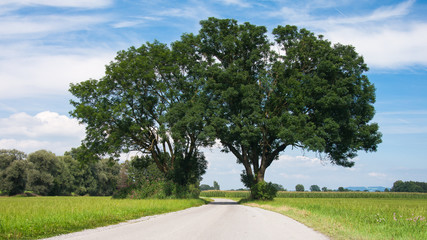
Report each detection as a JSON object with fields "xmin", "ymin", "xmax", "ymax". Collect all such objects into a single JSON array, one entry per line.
[
  {"xmin": 201, "ymin": 191, "xmax": 427, "ymax": 239},
  {"xmin": 249, "ymin": 198, "xmax": 426, "ymax": 240},
  {"xmin": 0, "ymin": 196, "xmax": 205, "ymax": 239}
]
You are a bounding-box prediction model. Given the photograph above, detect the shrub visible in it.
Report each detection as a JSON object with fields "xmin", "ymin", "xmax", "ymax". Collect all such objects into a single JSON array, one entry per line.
[{"xmin": 250, "ymin": 181, "xmax": 278, "ymax": 200}]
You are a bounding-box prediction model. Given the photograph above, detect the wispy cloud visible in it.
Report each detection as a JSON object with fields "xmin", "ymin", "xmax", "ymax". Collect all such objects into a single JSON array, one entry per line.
[
  {"xmin": 375, "ymin": 110, "xmax": 427, "ymax": 134},
  {"xmin": 0, "ymin": 0, "xmax": 113, "ymax": 9},
  {"xmin": 322, "ymin": 0, "xmax": 414, "ymax": 25},
  {"xmin": 0, "ymin": 45, "xmax": 114, "ymax": 99},
  {"xmin": 280, "ymin": 173, "xmax": 309, "ymax": 179},
  {"xmin": 368, "ymin": 172, "xmax": 387, "ymax": 178},
  {"xmin": 219, "ymin": 0, "xmax": 251, "ymax": 8},
  {"xmin": 0, "ymin": 15, "xmax": 108, "ymax": 37}
]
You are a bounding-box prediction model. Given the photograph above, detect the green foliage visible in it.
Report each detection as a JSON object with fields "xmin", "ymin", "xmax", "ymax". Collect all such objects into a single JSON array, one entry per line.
[
  {"xmin": 0, "ymin": 150, "xmax": 28, "ymax": 196},
  {"xmin": 69, "ymin": 40, "xmax": 210, "ymax": 191},
  {"xmin": 113, "ymin": 156, "xmax": 200, "ymax": 199},
  {"xmin": 213, "ymin": 181, "xmax": 220, "ymax": 190},
  {"xmin": 0, "ymin": 149, "xmax": 119, "ymax": 196},
  {"xmin": 250, "ymin": 181, "xmax": 278, "ymax": 200},
  {"xmin": 0, "ymin": 197, "xmax": 205, "ymax": 239},
  {"xmin": 200, "ymin": 184, "xmax": 214, "ymax": 191},
  {"xmin": 295, "ymin": 184, "xmax": 305, "ymax": 192},
  {"xmin": 197, "ymin": 18, "xmax": 381, "ymax": 194},
  {"xmin": 69, "ymin": 17, "xmax": 382, "ymax": 200},
  {"xmin": 392, "ymin": 180, "xmax": 427, "ymax": 193},
  {"xmin": 271, "ymin": 183, "xmax": 286, "ymax": 191},
  {"xmin": 310, "ymin": 185, "xmax": 321, "ymax": 192}
]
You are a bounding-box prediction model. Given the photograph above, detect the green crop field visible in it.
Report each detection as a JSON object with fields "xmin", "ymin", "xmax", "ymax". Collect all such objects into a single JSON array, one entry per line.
[{"xmin": 0, "ymin": 196, "xmax": 205, "ymax": 239}]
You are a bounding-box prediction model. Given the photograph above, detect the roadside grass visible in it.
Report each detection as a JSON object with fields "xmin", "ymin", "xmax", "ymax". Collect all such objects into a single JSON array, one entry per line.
[
  {"xmin": 0, "ymin": 196, "xmax": 205, "ymax": 239},
  {"xmin": 201, "ymin": 191, "xmax": 427, "ymax": 239},
  {"xmin": 246, "ymin": 198, "xmax": 426, "ymax": 240}
]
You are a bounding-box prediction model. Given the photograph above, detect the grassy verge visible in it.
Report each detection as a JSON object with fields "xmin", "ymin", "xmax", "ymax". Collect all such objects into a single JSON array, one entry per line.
[
  {"xmin": 0, "ymin": 196, "xmax": 205, "ymax": 239},
  {"xmin": 245, "ymin": 198, "xmax": 426, "ymax": 240}
]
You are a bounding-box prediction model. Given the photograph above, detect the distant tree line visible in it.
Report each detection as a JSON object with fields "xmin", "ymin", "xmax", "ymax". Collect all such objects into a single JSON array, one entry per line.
[
  {"xmin": 0, "ymin": 149, "xmax": 119, "ymax": 196},
  {"xmin": 391, "ymin": 180, "xmax": 427, "ymax": 193},
  {"xmin": 200, "ymin": 181, "xmax": 220, "ymax": 191}
]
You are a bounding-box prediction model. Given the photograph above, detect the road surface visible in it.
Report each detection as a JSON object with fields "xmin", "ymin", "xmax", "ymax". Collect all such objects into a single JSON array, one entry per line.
[{"xmin": 45, "ymin": 198, "xmax": 328, "ymax": 240}]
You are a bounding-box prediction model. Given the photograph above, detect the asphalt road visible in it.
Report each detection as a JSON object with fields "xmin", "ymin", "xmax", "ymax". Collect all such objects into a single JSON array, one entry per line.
[{"xmin": 45, "ymin": 198, "xmax": 329, "ymax": 240}]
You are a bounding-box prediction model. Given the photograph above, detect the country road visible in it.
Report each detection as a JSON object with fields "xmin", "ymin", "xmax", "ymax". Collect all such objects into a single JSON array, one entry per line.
[{"xmin": 44, "ymin": 198, "xmax": 329, "ymax": 240}]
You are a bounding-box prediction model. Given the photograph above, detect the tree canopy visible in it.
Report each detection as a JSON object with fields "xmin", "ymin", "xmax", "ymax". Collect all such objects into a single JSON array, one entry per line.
[
  {"xmin": 70, "ymin": 17, "xmax": 381, "ymax": 199},
  {"xmin": 0, "ymin": 149, "xmax": 119, "ymax": 196},
  {"xmin": 70, "ymin": 40, "xmax": 210, "ymax": 191}
]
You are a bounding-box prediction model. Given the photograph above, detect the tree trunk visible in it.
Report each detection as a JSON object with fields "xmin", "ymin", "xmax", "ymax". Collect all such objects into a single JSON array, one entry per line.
[{"xmin": 256, "ymin": 168, "xmax": 265, "ymax": 183}]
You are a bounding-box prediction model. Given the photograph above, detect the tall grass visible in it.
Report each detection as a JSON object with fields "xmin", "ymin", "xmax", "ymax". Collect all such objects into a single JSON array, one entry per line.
[
  {"xmin": 0, "ymin": 196, "xmax": 205, "ymax": 239},
  {"xmin": 247, "ymin": 198, "xmax": 427, "ymax": 240}
]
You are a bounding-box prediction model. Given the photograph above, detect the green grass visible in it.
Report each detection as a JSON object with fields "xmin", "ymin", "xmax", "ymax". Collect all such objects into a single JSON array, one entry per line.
[
  {"xmin": 246, "ymin": 198, "xmax": 427, "ymax": 240},
  {"xmin": 202, "ymin": 191, "xmax": 427, "ymax": 239},
  {"xmin": 0, "ymin": 196, "xmax": 205, "ymax": 239}
]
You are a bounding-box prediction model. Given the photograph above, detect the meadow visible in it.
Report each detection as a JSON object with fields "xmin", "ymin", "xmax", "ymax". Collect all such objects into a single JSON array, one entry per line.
[
  {"xmin": 201, "ymin": 191, "xmax": 427, "ymax": 240},
  {"xmin": 0, "ymin": 196, "xmax": 205, "ymax": 239}
]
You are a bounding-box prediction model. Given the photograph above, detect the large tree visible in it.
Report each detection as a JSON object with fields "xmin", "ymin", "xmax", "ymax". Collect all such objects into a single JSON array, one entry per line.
[
  {"xmin": 70, "ymin": 40, "xmax": 209, "ymax": 189},
  {"xmin": 70, "ymin": 17, "xmax": 381, "ymax": 199},
  {"xmin": 197, "ymin": 18, "xmax": 381, "ymax": 192}
]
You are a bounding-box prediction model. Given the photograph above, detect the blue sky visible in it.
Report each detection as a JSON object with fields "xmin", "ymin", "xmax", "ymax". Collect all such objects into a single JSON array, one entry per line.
[{"xmin": 0, "ymin": 0, "xmax": 426, "ymax": 190}]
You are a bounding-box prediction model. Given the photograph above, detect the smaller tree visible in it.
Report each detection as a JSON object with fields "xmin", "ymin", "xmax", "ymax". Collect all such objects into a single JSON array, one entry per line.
[
  {"xmin": 337, "ymin": 187, "xmax": 346, "ymax": 192},
  {"xmin": 213, "ymin": 181, "xmax": 220, "ymax": 190},
  {"xmin": 321, "ymin": 187, "xmax": 328, "ymax": 192},
  {"xmin": 0, "ymin": 149, "xmax": 28, "ymax": 196},
  {"xmin": 310, "ymin": 185, "xmax": 321, "ymax": 192},
  {"xmin": 295, "ymin": 184, "xmax": 305, "ymax": 192},
  {"xmin": 272, "ymin": 183, "xmax": 286, "ymax": 191}
]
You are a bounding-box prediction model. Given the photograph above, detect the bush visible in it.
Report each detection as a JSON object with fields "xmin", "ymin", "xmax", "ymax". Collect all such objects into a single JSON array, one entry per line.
[{"xmin": 250, "ymin": 181, "xmax": 278, "ymax": 200}]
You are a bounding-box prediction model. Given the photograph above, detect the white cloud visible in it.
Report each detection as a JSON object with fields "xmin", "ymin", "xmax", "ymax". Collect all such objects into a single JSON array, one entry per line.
[
  {"xmin": 0, "ymin": 111, "xmax": 85, "ymax": 154},
  {"xmin": 271, "ymin": 0, "xmax": 427, "ymax": 69},
  {"xmin": 280, "ymin": 173, "xmax": 309, "ymax": 179},
  {"xmin": 0, "ymin": 0, "xmax": 113, "ymax": 9},
  {"xmin": 277, "ymin": 154, "xmax": 324, "ymax": 167},
  {"xmin": 155, "ymin": 5, "xmax": 214, "ymax": 21},
  {"xmin": 0, "ymin": 15, "xmax": 108, "ymax": 37},
  {"xmin": 0, "ymin": 111, "xmax": 85, "ymax": 139},
  {"xmin": 112, "ymin": 20, "xmax": 145, "ymax": 29},
  {"xmin": 0, "ymin": 45, "xmax": 114, "ymax": 99},
  {"xmin": 219, "ymin": 0, "xmax": 251, "ymax": 8},
  {"xmin": 368, "ymin": 172, "xmax": 387, "ymax": 178},
  {"xmin": 325, "ymin": 23, "xmax": 427, "ymax": 68}
]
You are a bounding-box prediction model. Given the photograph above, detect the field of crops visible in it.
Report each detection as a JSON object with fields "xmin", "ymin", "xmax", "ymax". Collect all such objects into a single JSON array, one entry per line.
[
  {"xmin": 0, "ymin": 197, "xmax": 205, "ymax": 239},
  {"xmin": 200, "ymin": 190, "xmax": 427, "ymax": 199},
  {"xmin": 200, "ymin": 190, "xmax": 427, "ymax": 239}
]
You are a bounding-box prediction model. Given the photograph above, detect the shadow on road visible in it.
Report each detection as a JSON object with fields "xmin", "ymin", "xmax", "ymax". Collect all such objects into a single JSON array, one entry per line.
[{"xmin": 208, "ymin": 200, "xmax": 239, "ymax": 205}]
